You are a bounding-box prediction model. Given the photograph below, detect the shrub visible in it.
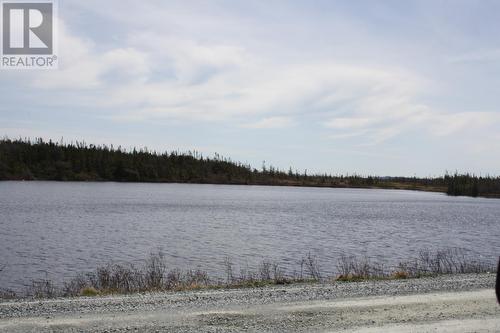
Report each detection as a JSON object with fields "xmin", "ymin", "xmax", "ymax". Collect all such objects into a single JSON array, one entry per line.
[
  {"xmin": 80, "ymin": 287, "xmax": 99, "ymax": 296},
  {"xmin": 30, "ymin": 279, "xmax": 58, "ymax": 298},
  {"xmin": 15, "ymin": 247, "xmax": 494, "ymax": 299},
  {"xmin": 335, "ymin": 274, "xmax": 366, "ymax": 282},
  {"xmin": 392, "ymin": 271, "xmax": 409, "ymax": 279}
]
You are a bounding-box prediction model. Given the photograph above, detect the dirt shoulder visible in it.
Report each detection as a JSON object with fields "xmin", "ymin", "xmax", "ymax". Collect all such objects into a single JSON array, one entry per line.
[{"xmin": 0, "ymin": 273, "xmax": 498, "ymax": 332}]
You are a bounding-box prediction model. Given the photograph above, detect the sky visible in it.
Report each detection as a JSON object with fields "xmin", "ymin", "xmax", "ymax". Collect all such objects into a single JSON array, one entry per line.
[{"xmin": 1, "ymin": 0, "xmax": 500, "ymax": 176}]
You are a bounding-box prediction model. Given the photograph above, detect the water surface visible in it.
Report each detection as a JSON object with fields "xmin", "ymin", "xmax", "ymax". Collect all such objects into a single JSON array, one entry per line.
[{"xmin": 1, "ymin": 181, "xmax": 499, "ymax": 291}]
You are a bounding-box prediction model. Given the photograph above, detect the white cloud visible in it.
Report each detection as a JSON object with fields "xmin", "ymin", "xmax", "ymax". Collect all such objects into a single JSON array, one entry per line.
[
  {"xmin": 29, "ymin": 22, "xmax": 151, "ymax": 91},
  {"xmin": 4, "ymin": 3, "xmax": 500, "ymax": 162},
  {"xmin": 242, "ymin": 117, "xmax": 295, "ymax": 129},
  {"xmin": 325, "ymin": 117, "xmax": 376, "ymax": 129},
  {"xmin": 24, "ymin": 24, "xmax": 500, "ymax": 146}
]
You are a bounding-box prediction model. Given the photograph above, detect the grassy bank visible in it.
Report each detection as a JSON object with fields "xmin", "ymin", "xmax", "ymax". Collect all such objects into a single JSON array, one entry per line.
[{"xmin": 0, "ymin": 248, "xmax": 494, "ymax": 300}]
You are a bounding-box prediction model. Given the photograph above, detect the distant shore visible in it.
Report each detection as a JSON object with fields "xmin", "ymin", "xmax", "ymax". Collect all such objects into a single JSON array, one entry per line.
[
  {"xmin": 1, "ymin": 138, "xmax": 499, "ymax": 198},
  {"xmin": 0, "ymin": 177, "xmax": 449, "ymax": 193},
  {"xmin": 5, "ymin": 178, "xmax": 500, "ymax": 199}
]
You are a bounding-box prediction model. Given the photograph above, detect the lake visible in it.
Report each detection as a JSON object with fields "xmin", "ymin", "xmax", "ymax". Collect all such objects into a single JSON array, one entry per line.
[{"xmin": 1, "ymin": 181, "xmax": 499, "ymax": 291}]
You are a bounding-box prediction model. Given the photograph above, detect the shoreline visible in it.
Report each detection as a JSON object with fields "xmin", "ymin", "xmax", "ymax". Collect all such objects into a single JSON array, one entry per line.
[
  {"xmin": 5, "ymin": 178, "xmax": 500, "ymax": 199},
  {"xmin": 1, "ymin": 249, "xmax": 494, "ymax": 300},
  {"xmin": 0, "ymin": 178, "xmax": 452, "ymax": 195}
]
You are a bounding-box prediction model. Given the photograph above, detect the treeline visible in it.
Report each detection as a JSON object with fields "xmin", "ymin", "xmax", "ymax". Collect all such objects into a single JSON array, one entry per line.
[
  {"xmin": 445, "ymin": 173, "xmax": 500, "ymax": 198},
  {"xmin": 0, "ymin": 138, "xmax": 498, "ymax": 198},
  {"xmin": 0, "ymin": 138, "xmax": 255, "ymax": 184}
]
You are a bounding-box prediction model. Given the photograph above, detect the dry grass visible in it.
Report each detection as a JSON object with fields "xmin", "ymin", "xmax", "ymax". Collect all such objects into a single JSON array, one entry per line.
[
  {"xmin": 29, "ymin": 279, "xmax": 57, "ymax": 299},
  {"xmin": 1, "ymin": 248, "xmax": 495, "ymax": 299},
  {"xmin": 391, "ymin": 271, "xmax": 409, "ymax": 279},
  {"xmin": 334, "ymin": 248, "xmax": 494, "ymax": 283},
  {"xmin": 80, "ymin": 287, "xmax": 99, "ymax": 296}
]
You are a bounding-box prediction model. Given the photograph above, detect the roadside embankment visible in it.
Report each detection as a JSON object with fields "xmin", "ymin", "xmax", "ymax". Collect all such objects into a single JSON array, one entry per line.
[{"xmin": 1, "ymin": 273, "xmax": 498, "ymax": 332}]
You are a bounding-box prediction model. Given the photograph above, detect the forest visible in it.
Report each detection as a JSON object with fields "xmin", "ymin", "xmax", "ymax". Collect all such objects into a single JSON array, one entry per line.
[{"xmin": 0, "ymin": 138, "xmax": 499, "ymax": 198}]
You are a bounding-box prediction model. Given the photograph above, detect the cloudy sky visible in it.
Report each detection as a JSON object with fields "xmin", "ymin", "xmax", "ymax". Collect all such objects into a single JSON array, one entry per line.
[{"xmin": 2, "ymin": 0, "xmax": 500, "ymax": 176}]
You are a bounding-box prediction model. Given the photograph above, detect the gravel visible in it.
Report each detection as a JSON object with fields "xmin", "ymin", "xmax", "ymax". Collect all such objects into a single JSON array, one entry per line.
[{"xmin": 0, "ymin": 273, "xmax": 498, "ymax": 332}]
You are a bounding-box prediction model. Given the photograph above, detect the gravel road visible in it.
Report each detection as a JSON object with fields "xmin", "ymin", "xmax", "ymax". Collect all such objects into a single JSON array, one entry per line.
[{"xmin": 1, "ymin": 273, "xmax": 499, "ymax": 332}]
